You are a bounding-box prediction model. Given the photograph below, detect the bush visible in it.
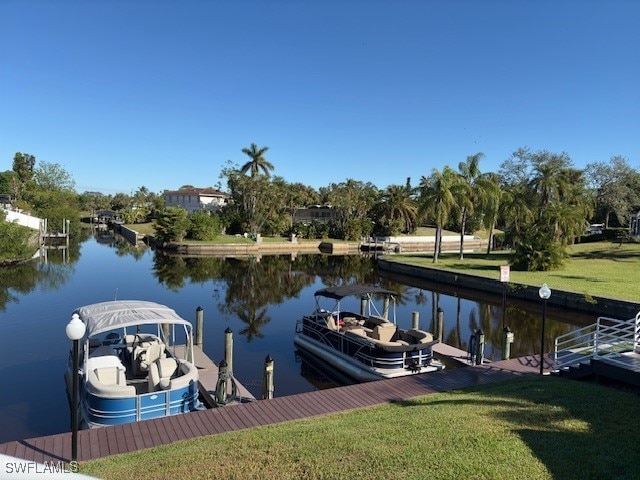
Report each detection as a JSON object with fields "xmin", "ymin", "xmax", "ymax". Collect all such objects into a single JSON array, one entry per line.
[
  {"xmin": 511, "ymin": 230, "xmax": 567, "ymax": 271},
  {"xmin": 187, "ymin": 211, "xmax": 222, "ymax": 241}
]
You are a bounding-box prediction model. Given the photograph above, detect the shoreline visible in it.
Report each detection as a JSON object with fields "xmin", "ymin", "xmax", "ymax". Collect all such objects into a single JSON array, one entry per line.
[{"xmin": 377, "ymin": 258, "xmax": 640, "ymax": 319}]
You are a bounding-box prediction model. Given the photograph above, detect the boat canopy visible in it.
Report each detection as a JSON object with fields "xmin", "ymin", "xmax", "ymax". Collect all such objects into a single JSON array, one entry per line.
[
  {"xmin": 74, "ymin": 300, "xmax": 192, "ymax": 339},
  {"xmin": 314, "ymin": 285, "xmax": 396, "ymax": 301}
]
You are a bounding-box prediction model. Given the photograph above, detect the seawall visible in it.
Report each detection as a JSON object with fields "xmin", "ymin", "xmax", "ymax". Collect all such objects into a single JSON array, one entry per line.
[{"xmin": 377, "ymin": 258, "xmax": 640, "ymax": 319}]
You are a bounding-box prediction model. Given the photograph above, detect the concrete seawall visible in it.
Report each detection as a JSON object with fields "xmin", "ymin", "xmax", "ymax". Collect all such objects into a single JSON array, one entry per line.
[{"xmin": 377, "ymin": 258, "xmax": 640, "ymax": 319}]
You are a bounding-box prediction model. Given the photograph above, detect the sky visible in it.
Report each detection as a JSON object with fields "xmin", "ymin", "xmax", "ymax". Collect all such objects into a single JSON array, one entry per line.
[{"xmin": 1, "ymin": 0, "xmax": 638, "ymax": 195}]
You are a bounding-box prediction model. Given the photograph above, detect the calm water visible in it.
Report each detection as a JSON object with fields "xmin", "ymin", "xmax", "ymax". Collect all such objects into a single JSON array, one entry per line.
[{"xmin": 0, "ymin": 231, "xmax": 594, "ymax": 443}]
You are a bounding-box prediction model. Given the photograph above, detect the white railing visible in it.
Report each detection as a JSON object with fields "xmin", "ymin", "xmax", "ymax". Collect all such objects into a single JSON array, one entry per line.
[{"xmin": 554, "ymin": 312, "xmax": 639, "ymax": 371}]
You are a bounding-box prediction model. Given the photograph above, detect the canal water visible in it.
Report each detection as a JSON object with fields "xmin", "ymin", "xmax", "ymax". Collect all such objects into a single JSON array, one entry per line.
[{"xmin": 0, "ymin": 231, "xmax": 595, "ymax": 443}]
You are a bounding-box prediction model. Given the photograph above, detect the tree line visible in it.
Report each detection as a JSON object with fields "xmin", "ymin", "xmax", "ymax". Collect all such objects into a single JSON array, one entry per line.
[{"xmin": 1, "ymin": 146, "xmax": 638, "ymax": 271}]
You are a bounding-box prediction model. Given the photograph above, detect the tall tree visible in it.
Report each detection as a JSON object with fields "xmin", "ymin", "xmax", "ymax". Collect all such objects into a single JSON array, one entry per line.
[
  {"xmin": 419, "ymin": 166, "xmax": 458, "ymax": 263},
  {"xmin": 11, "ymin": 152, "xmax": 36, "ymax": 201},
  {"xmin": 376, "ymin": 184, "xmax": 418, "ymax": 235},
  {"xmin": 585, "ymin": 156, "xmax": 640, "ymax": 228},
  {"xmin": 240, "ymin": 143, "xmax": 274, "ymax": 178},
  {"xmin": 481, "ymin": 173, "xmax": 503, "ymax": 254},
  {"xmin": 12, "ymin": 152, "xmax": 36, "ymax": 184},
  {"xmin": 324, "ymin": 179, "xmax": 378, "ymax": 240},
  {"xmin": 455, "ymin": 152, "xmax": 493, "ymax": 259},
  {"xmin": 502, "ymin": 149, "xmax": 592, "ymax": 270},
  {"xmin": 33, "ymin": 161, "xmax": 76, "ymax": 192}
]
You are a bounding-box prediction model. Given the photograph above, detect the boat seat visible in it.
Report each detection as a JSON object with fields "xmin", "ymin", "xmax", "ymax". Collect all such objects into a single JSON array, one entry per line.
[
  {"xmin": 344, "ymin": 327, "xmax": 369, "ymax": 338},
  {"xmin": 94, "ymin": 366, "xmax": 127, "ymax": 386},
  {"xmin": 133, "ymin": 342, "xmax": 166, "ymax": 377},
  {"xmin": 148, "ymin": 357, "xmax": 178, "ymax": 391},
  {"xmin": 326, "ymin": 314, "xmax": 339, "ymax": 331},
  {"xmin": 367, "ymin": 315, "xmax": 389, "ymax": 327},
  {"xmin": 404, "ymin": 329, "xmax": 434, "ymax": 344},
  {"xmin": 371, "ymin": 323, "xmax": 396, "ymax": 342}
]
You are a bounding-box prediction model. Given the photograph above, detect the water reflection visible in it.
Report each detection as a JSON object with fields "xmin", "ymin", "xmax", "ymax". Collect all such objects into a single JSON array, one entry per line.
[
  {"xmin": 0, "ymin": 232, "xmax": 598, "ymax": 443},
  {"xmin": 150, "ymin": 250, "xmax": 593, "ymax": 359}
]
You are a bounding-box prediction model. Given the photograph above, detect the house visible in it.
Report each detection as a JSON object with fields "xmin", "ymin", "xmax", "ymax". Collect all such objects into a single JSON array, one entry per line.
[
  {"xmin": 0, "ymin": 194, "xmax": 12, "ymax": 208},
  {"xmin": 163, "ymin": 187, "xmax": 230, "ymax": 213},
  {"xmin": 293, "ymin": 204, "xmax": 336, "ymax": 224}
]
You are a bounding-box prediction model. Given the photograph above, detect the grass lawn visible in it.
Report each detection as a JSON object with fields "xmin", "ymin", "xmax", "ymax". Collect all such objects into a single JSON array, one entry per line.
[
  {"xmin": 124, "ymin": 223, "xmax": 341, "ymax": 245},
  {"xmin": 81, "ymin": 376, "xmax": 640, "ymax": 480},
  {"xmin": 388, "ymin": 241, "xmax": 640, "ymax": 303}
]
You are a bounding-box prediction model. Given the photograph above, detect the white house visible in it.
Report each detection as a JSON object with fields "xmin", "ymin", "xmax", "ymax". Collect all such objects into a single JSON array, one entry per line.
[{"xmin": 163, "ymin": 187, "xmax": 230, "ymax": 213}]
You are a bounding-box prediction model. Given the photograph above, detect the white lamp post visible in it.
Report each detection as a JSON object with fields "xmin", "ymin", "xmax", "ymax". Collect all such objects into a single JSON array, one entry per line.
[
  {"xmin": 538, "ymin": 283, "xmax": 551, "ymax": 375},
  {"xmin": 66, "ymin": 313, "xmax": 86, "ymax": 462}
]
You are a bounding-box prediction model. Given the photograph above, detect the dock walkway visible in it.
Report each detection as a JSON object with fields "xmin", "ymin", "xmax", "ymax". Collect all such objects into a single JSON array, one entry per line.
[{"xmin": 0, "ymin": 355, "xmax": 550, "ymax": 464}]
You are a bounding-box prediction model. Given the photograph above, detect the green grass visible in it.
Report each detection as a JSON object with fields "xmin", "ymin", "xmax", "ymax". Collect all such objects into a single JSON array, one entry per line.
[
  {"xmin": 388, "ymin": 241, "xmax": 640, "ymax": 302},
  {"xmin": 124, "ymin": 223, "xmax": 340, "ymax": 245},
  {"xmin": 81, "ymin": 376, "xmax": 640, "ymax": 480}
]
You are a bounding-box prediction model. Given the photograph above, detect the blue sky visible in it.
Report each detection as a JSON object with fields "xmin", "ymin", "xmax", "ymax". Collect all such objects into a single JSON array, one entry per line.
[{"xmin": 1, "ymin": 0, "xmax": 638, "ymax": 195}]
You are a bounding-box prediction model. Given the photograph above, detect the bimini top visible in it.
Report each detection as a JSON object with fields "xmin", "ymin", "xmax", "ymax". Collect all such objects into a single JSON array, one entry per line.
[
  {"xmin": 314, "ymin": 285, "xmax": 396, "ymax": 301},
  {"xmin": 74, "ymin": 300, "xmax": 192, "ymax": 339}
]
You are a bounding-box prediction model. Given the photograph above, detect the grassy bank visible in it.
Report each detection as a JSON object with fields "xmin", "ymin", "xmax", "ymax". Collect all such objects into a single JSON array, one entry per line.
[
  {"xmin": 388, "ymin": 241, "xmax": 640, "ymax": 303},
  {"xmin": 81, "ymin": 376, "xmax": 639, "ymax": 480}
]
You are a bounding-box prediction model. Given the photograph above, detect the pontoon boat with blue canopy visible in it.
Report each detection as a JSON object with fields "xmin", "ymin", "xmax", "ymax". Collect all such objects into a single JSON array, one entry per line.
[{"xmin": 64, "ymin": 300, "xmax": 203, "ymax": 428}]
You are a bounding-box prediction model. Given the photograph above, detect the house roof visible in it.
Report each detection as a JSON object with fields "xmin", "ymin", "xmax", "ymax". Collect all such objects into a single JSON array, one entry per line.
[{"xmin": 164, "ymin": 187, "xmax": 229, "ymax": 198}]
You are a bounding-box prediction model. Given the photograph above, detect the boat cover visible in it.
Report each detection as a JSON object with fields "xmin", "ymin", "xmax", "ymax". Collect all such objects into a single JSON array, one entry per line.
[
  {"xmin": 314, "ymin": 285, "xmax": 396, "ymax": 300},
  {"xmin": 74, "ymin": 300, "xmax": 192, "ymax": 338}
]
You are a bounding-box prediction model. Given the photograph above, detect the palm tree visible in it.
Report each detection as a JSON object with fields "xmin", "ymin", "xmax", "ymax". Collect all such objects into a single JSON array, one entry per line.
[
  {"xmin": 455, "ymin": 153, "xmax": 484, "ymax": 259},
  {"xmin": 481, "ymin": 173, "xmax": 503, "ymax": 254},
  {"xmin": 379, "ymin": 184, "xmax": 418, "ymax": 234},
  {"xmin": 240, "ymin": 143, "xmax": 274, "ymax": 178},
  {"xmin": 419, "ymin": 166, "xmax": 458, "ymax": 263}
]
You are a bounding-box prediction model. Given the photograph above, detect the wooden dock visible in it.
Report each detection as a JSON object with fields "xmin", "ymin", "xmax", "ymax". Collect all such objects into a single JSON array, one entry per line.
[
  {"xmin": 0, "ymin": 355, "xmax": 552, "ymax": 464},
  {"xmin": 174, "ymin": 345, "xmax": 255, "ymax": 407}
]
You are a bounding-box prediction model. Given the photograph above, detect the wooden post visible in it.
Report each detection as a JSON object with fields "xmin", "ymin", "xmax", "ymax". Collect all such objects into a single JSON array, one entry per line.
[
  {"xmin": 502, "ymin": 326, "xmax": 513, "ymax": 360},
  {"xmin": 195, "ymin": 306, "xmax": 204, "ymax": 347},
  {"xmin": 360, "ymin": 297, "xmax": 367, "ymax": 317},
  {"xmin": 382, "ymin": 297, "xmax": 390, "ymax": 319},
  {"xmin": 437, "ymin": 308, "xmax": 444, "ymax": 343},
  {"xmin": 412, "ymin": 311, "xmax": 420, "ymax": 330},
  {"xmin": 475, "ymin": 329, "xmax": 485, "ymax": 365},
  {"xmin": 161, "ymin": 323, "xmax": 171, "ymax": 346},
  {"xmin": 262, "ymin": 355, "xmax": 274, "ymax": 400},
  {"xmin": 224, "ymin": 327, "xmax": 233, "ymax": 374}
]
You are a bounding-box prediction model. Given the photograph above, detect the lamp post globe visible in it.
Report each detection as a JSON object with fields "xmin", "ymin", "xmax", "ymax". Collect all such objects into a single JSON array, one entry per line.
[
  {"xmin": 66, "ymin": 313, "xmax": 86, "ymax": 341},
  {"xmin": 538, "ymin": 284, "xmax": 551, "ymax": 375},
  {"xmin": 539, "ymin": 283, "xmax": 551, "ymax": 301}
]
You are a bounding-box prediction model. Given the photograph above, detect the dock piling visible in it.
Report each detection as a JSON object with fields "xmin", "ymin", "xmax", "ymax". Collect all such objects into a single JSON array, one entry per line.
[
  {"xmin": 502, "ymin": 326, "xmax": 514, "ymax": 360},
  {"xmin": 412, "ymin": 311, "xmax": 420, "ymax": 330},
  {"xmin": 383, "ymin": 297, "xmax": 390, "ymax": 319},
  {"xmin": 360, "ymin": 297, "xmax": 367, "ymax": 317},
  {"xmin": 474, "ymin": 329, "xmax": 485, "ymax": 365},
  {"xmin": 195, "ymin": 306, "xmax": 204, "ymax": 347},
  {"xmin": 437, "ymin": 308, "xmax": 444, "ymax": 343},
  {"xmin": 262, "ymin": 355, "xmax": 275, "ymax": 400},
  {"xmin": 224, "ymin": 327, "xmax": 233, "ymax": 374}
]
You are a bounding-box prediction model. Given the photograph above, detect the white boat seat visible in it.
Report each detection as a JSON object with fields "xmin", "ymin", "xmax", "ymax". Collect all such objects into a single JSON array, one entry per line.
[
  {"xmin": 94, "ymin": 366, "xmax": 126, "ymax": 386},
  {"xmin": 148, "ymin": 357, "xmax": 178, "ymax": 391},
  {"xmin": 134, "ymin": 342, "xmax": 166, "ymax": 377},
  {"xmin": 371, "ymin": 323, "xmax": 396, "ymax": 342},
  {"xmin": 344, "ymin": 327, "xmax": 369, "ymax": 338}
]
